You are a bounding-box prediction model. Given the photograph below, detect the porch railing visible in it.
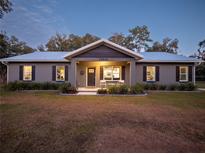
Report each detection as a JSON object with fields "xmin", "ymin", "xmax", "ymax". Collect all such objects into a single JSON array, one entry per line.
[{"xmin": 100, "ymin": 80, "xmax": 124, "ymax": 88}]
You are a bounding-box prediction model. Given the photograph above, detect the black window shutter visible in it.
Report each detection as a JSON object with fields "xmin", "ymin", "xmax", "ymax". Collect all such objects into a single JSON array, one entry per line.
[
  {"xmin": 52, "ymin": 66, "xmax": 56, "ymax": 81},
  {"xmin": 176, "ymin": 66, "xmax": 179, "ymax": 82},
  {"xmin": 121, "ymin": 66, "xmax": 125, "ymax": 80},
  {"xmin": 156, "ymin": 66, "xmax": 159, "ymax": 81},
  {"xmin": 65, "ymin": 65, "xmax": 68, "ymax": 81},
  {"xmin": 32, "ymin": 65, "xmax": 35, "ymax": 81},
  {"xmin": 100, "ymin": 66, "xmax": 103, "ymax": 80},
  {"xmin": 188, "ymin": 66, "xmax": 192, "ymax": 82},
  {"xmin": 19, "ymin": 65, "xmax": 23, "ymax": 80},
  {"xmin": 143, "ymin": 66, "xmax": 147, "ymax": 81}
]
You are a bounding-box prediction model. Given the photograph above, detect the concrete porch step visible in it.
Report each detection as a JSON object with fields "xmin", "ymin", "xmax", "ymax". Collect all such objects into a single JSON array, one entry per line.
[
  {"xmin": 77, "ymin": 87, "xmax": 99, "ymax": 92},
  {"xmin": 77, "ymin": 91, "xmax": 97, "ymax": 95}
]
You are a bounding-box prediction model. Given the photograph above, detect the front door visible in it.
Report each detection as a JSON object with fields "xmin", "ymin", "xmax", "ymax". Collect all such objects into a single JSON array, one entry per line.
[{"xmin": 87, "ymin": 68, "xmax": 96, "ymax": 86}]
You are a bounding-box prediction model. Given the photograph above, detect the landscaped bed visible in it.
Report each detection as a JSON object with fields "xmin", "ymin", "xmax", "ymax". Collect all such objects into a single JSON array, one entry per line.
[
  {"xmin": 3, "ymin": 82, "xmax": 198, "ymax": 96},
  {"xmin": 97, "ymin": 83, "xmax": 197, "ymax": 95},
  {"xmin": 0, "ymin": 90, "xmax": 205, "ymax": 152}
]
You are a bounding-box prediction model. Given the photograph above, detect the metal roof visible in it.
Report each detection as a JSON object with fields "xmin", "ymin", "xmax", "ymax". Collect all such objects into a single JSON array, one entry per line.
[
  {"xmin": 139, "ymin": 52, "xmax": 202, "ymax": 62},
  {"xmin": 0, "ymin": 51, "xmax": 68, "ymax": 62},
  {"xmin": 0, "ymin": 51, "xmax": 202, "ymax": 63}
]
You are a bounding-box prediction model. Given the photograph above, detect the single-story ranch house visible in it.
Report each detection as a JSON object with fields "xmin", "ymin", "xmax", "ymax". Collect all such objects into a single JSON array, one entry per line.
[{"xmin": 1, "ymin": 39, "xmax": 202, "ymax": 88}]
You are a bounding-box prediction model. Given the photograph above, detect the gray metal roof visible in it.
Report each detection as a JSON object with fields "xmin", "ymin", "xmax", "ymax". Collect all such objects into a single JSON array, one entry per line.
[
  {"xmin": 0, "ymin": 51, "xmax": 69, "ymax": 62},
  {"xmin": 0, "ymin": 51, "xmax": 202, "ymax": 63},
  {"xmin": 139, "ymin": 52, "xmax": 201, "ymax": 62}
]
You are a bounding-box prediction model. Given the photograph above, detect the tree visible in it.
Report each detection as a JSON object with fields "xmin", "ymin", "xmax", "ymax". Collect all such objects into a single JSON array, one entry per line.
[
  {"xmin": 45, "ymin": 26, "xmax": 151, "ymax": 52},
  {"xmin": 147, "ymin": 37, "xmax": 179, "ymax": 54},
  {"xmin": 0, "ymin": 32, "xmax": 35, "ymax": 82},
  {"xmin": 197, "ymin": 40, "xmax": 205, "ymax": 60},
  {"xmin": 127, "ymin": 25, "xmax": 152, "ymax": 52},
  {"xmin": 45, "ymin": 33, "xmax": 99, "ymax": 51},
  {"xmin": 46, "ymin": 33, "xmax": 69, "ymax": 51},
  {"xmin": 109, "ymin": 33, "xmax": 126, "ymax": 46},
  {"xmin": 9, "ymin": 36, "xmax": 34, "ymax": 55},
  {"xmin": 81, "ymin": 33, "xmax": 100, "ymax": 46},
  {"xmin": 0, "ymin": 0, "xmax": 12, "ymax": 18},
  {"xmin": 191, "ymin": 40, "xmax": 205, "ymax": 81},
  {"xmin": 37, "ymin": 44, "xmax": 46, "ymax": 51},
  {"xmin": 109, "ymin": 25, "xmax": 152, "ymax": 52}
]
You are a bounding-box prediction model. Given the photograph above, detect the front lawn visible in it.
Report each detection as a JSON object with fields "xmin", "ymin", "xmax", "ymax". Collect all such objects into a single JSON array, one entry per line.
[
  {"xmin": 196, "ymin": 81, "xmax": 205, "ymax": 88},
  {"xmin": 0, "ymin": 91, "xmax": 205, "ymax": 152}
]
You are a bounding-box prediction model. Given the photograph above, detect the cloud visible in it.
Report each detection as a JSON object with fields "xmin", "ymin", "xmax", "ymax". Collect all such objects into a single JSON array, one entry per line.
[{"xmin": 0, "ymin": 0, "xmax": 70, "ymax": 48}]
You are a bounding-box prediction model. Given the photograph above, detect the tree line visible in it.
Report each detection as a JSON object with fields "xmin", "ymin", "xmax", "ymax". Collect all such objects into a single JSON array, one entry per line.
[{"xmin": 37, "ymin": 26, "xmax": 179, "ymax": 54}]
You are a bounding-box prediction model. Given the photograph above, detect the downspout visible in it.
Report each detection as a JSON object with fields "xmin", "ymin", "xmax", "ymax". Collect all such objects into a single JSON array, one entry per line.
[{"xmin": 1, "ymin": 61, "xmax": 9, "ymax": 84}]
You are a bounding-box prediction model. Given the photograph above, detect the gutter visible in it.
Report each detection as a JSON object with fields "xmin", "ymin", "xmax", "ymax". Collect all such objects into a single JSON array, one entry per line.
[
  {"xmin": 1, "ymin": 61, "xmax": 8, "ymax": 65},
  {"xmin": 195, "ymin": 61, "xmax": 202, "ymax": 66}
]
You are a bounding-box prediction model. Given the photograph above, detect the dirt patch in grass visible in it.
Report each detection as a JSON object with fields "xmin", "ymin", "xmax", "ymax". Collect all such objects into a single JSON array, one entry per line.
[
  {"xmin": 89, "ymin": 127, "xmax": 204, "ymax": 153},
  {"xmin": 0, "ymin": 91, "xmax": 205, "ymax": 152}
]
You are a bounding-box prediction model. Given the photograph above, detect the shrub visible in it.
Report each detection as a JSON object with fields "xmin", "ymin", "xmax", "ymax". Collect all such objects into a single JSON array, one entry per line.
[
  {"xmin": 107, "ymin": 85, "xmax": 129, "ymax": 94},
  {"xmin": 108, "ymin": 85, "xmax": 120, "ymax": 94},
  {"xmin": 5, "ymin": 81, "xmax": 19, "ymax": 91},
  {"xmin": 130, "ymin": 83, "xmax": 144, "ymax": 94},
  {"xmin": 41, "ymin": 82, "xmax": 56, "ymax": 90},
  {"xmin": 20, "ymin": 82, "xmax": 32, "ymax": 90},
  {"xmin": 177, "ymin": 83, "xmax": 186, "ymax": 91},
  {"xmin": 167, "ymin": 84, "xmax": 178, "ymax": 91},
  {"xmin": 59, "ymin": 83, "xmax": 70, "ymax": 93},
  {"xmin": 143, "ymin": 83, "xmax": 158, "ymax": 90},
  {"xmin": 149, "ymin": 83, "xmax": 158, "ymax": 90},
  {"xmin": 158, "ymin": 84, "xmax": 167, "ymax": 90},
  {"xmin": 97, "ymin": 88, "xmax": 107, "ymax": 94},
  {"xmin": 59, "ymin": 83, "xmax": 77, "ymax": 94},
  {"xmin": 118, "ymin": 85, "xmax": 129, "ymax": 94},
  {"xmin": 185, "ymin": 82, "xmax": 197, "ymax": 91},
  {"xmin": 67, "ymin": 86, "xmax": 77, "ymax": 94},
  {"xmin": 4, "ymin": 81, "xmax": 63, "ymax": 91},
  {"xmin": 32, "ymin": 83, "xmax": 42, "ymax": 90},
  {"xmin": 143, "ymin": 83, "xmax": 150, "ymax": 90},
  {"xmin": 177, "ymin": 82, "xmax": 196, "ymax": 91}
]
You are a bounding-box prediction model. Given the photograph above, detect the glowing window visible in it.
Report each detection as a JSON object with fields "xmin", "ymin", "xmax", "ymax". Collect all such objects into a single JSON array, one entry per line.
[
  {"xmin": 56, "ymin": 66, "xmax": 65, "ymax": 81},
  {"xmin": 103, "ymin": 66, "xmax": 121, "ymax": 80},
  {"xmin": 179, "ymin": 66, "xmax": 188, "ymax": 82},
  {"xmin": 113, "ymin": 67, "xmax": 120, "ymax": 80},
  {"xmin": 146, "ymin": 66, "xmax": 156, "ymax": 81},
  {"xmin": 23, "ymin": 66, "xmax": 32, "ymax": 81}
]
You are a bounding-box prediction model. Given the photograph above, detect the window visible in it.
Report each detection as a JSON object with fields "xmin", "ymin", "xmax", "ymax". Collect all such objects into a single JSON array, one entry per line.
[
  {"xmin": 103, "ymin": 66, "xmax": 113, "ymax": 80},
  {"xmin": 113, "ymin": 67, "xmax": 120, "ymax": 80},
  {"xmin": 179, "ymin": 66, "xmax": 188, "ymax": 82},
  {"xmin": 56, "ymin": 66, "xmax": 65, "ymax": 81},
  {"xmin": 146, "ymin": 66, "xmax": 156, "ymax": 81},
  {"xmin": 103, "ymin": 66, "xmax": 121, "ymax": 80},
  {"xmin": 23, "ymin": 66, "xmax": 32, "ymax": 81}
]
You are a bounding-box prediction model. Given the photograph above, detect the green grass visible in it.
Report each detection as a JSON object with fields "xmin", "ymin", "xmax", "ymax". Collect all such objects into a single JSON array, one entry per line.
[{"xmin": 196, "ymin": 81, "xmax": 205, "ymax": 88}]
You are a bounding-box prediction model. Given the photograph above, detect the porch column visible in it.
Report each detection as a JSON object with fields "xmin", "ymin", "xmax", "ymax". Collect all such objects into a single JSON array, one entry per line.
[
  {"xmin": 70, "ymin": 59, "xmax": 77, "ymax": 87},
  {"xmin": 130, "ymin": 60, "xmax": 137, "ymax": 86}
]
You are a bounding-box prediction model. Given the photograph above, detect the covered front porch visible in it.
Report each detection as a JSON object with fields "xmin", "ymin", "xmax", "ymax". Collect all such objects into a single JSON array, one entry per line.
[
  {"xmin": 74, "ymin": 60, "xmax": 136, "ymax": 88},
  {"xmin": 65, "ymin": 39, "xmax": 142, "ymax": 87}
]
